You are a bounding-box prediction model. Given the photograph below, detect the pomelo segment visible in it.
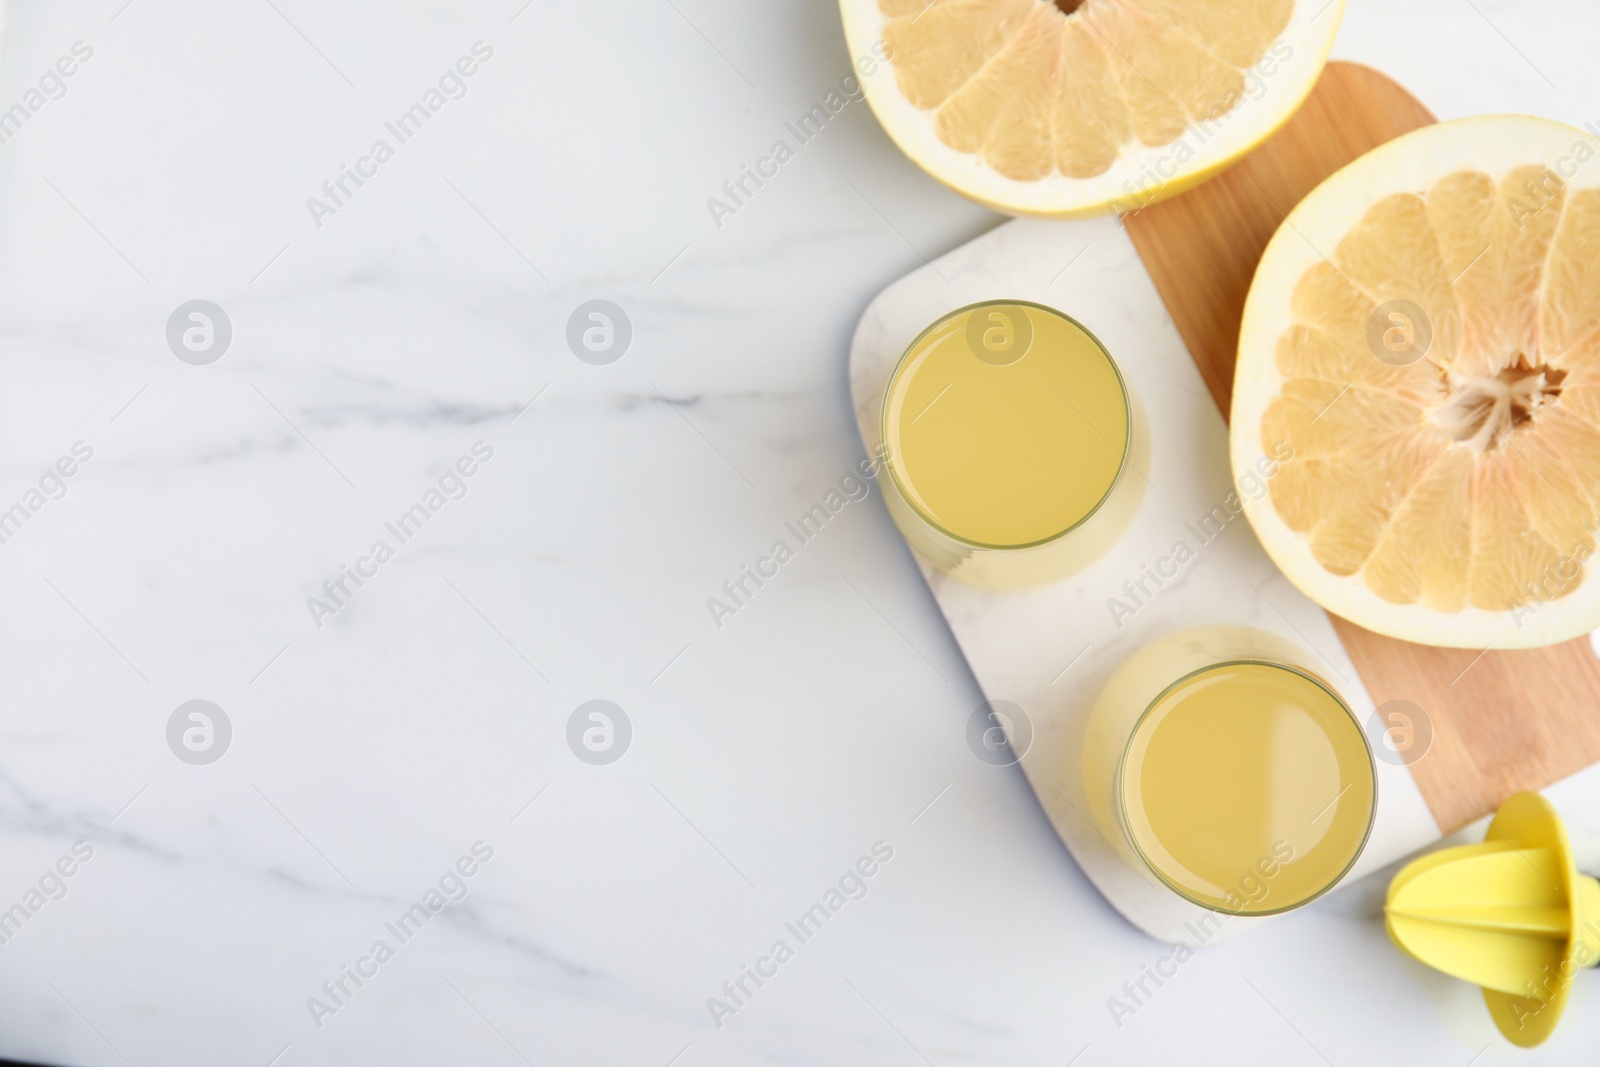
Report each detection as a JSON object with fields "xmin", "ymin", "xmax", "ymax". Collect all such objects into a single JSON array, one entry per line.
[
  {"xmin": 840, "ymin": 0, "xmax": 1344, "ymax": 217},
  {"xmin": 1232, "ymin": 116, "xmax": 1600, "ymax": 649}
]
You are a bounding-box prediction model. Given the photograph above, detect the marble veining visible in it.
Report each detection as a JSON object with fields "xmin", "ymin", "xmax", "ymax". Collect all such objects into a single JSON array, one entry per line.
[{"xmin": 1, "ymin": 0, "xmax": 1598, "ymax": 1064}]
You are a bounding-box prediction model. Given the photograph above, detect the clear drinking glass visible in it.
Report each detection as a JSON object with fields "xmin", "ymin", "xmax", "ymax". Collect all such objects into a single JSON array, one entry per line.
[
  {"xmin": 1082, "ymin": 627, "xmax": 1377, "ymax": 915},
  {"xmin": 879, "ymin": 300, "xmax": 1146, "ymax": 589}
]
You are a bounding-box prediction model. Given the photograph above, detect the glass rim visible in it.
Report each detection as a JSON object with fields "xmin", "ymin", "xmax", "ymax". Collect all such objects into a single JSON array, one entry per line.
[
  {"xmin": 1114, "ymin": 657, "xmax": 1379, "ymax": 916},
  {"xmin": 878, "ymin": 299, "xmax": 1134, "ymax": 552}
]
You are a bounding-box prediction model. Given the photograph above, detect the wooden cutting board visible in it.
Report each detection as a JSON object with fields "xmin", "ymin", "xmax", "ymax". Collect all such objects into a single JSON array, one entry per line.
[{"xmin": 1123, "ymin": 61, "xmax": 1600, "ymax": 833}]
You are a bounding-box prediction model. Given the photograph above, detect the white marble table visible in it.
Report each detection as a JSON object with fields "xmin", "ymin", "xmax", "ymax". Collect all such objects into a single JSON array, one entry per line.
[{"xmin": 0, "ymin": 1, "xmax": 1596, "ymax": 1064}]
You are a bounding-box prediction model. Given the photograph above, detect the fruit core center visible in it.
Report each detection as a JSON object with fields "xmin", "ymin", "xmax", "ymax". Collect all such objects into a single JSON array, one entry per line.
[
  {"xmin": 1434, "ymin": 356, "xmax": 1566, "ymax": 452},
  {"xmin": 1054, "ymin": 0, "xmax": 1087, "ymax": 14}
]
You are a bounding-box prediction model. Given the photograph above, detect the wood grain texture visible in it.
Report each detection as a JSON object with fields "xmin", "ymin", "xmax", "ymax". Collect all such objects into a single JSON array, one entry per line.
[{"xmin": 1123, "ymin": 61, "xmax": 1600, "ymax": 833}]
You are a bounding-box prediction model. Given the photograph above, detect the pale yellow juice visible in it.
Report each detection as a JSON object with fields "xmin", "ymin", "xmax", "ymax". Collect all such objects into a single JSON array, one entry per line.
[
  {"xmin": 880, "ymin": 301, "xmax": 1141, "ymax": 587},
  {"xmin": 1084, "ymin": 628, "xmax": 1376, "ymax": 914}
]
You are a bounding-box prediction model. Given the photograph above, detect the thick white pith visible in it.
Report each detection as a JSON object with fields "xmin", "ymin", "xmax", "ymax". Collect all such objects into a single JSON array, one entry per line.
[
  {"xmin": 838, "ymin": 0, "xmax": 1346, "ymax": 217},
  {"xmin": 1232, "ymin": 116, "xmax": 1600, "ymax": 649}
]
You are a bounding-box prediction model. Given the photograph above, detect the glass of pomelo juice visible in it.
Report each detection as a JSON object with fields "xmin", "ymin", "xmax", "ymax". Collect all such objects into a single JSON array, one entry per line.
[
  {"xmin": 880, "ymin": 300, "xmax": 1145, "ymax": 588},
  {"xmin": 1083, "ymin": 627, "xmax": 1376, "ymax": 915}
]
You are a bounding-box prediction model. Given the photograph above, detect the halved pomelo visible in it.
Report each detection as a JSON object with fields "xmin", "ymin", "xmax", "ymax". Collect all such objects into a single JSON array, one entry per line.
[
  {"xmin": 1233, "ymin": 115, "xmax": 1600, "ymax": 649},
  {"xmin": 839, "ymin": 0, "xmax": 1345, "ymax": 218}
]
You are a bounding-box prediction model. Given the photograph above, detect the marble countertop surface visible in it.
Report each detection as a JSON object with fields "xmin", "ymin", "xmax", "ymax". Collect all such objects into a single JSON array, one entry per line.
[{"xmin": 0, "ymin": 0, "xmax": 1597, "ymax": 1064}]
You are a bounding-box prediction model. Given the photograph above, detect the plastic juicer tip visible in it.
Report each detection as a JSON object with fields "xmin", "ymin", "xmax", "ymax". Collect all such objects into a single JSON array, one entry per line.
[{"xmin": 1385, "ymin": 791, "xmax": 1600, "ymax": 1048}]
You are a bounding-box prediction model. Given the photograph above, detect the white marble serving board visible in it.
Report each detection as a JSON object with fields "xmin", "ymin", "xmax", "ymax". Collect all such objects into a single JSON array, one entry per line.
[{"xmin": 848, "ymin": 213, "xmax": 1444, "ymax": 942}]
